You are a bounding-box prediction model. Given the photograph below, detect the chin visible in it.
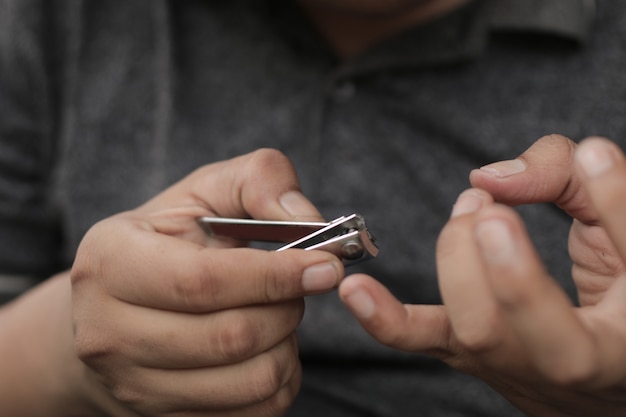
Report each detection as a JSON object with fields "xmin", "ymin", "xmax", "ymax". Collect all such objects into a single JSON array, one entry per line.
[{"xmin": 297, "ymin": 0, "xmax": 435, "ymax": 16}]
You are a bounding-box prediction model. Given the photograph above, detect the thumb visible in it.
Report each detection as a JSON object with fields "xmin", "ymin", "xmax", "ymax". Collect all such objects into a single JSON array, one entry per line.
[{"xmin": 469, "ymin": 134, "xmax": 597, "ymax": 223}]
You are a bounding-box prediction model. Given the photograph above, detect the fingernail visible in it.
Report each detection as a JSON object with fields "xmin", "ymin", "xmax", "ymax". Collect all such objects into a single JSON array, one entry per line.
[
  {"xmin": 279, "ymin": 191, "xmax": 319, "ymax": 219},
  {"xmin": 576, "ymin": 141, "xmax": 615, "ymax": 178},
  {"xmin": 302, "ymin": 262, "xmax": 339, "ymax": 293},
  {"xmin": 344, "ymin": 288, "xmax": 376, "ymax": 319},
  {"xmin": 451, "ymin": 189, "xmax": 485, "ymax": 218},
  {"xmin": 479, "ymin": 159, "xmax": 526, "ymax": 178},
  {"xmin": 475, "ymin": 219, "xmax": 515, "ymax": 264}
]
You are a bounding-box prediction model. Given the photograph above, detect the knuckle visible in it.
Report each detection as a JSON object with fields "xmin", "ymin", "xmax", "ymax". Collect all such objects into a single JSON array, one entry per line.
[
  {"xmin": 544, "ymin": 355, "xmax": 599, "ymax": 387},
  {"xmin": 71, "ymin": 222, "xmax": 109, "ymax": 286},
  {"xmin": 252, "ymin": 355, "xmax": 285, "ymax": 402},
  {"xmin": 69, "ymin": 246, "xmax": 91, "ymax": 286},
  {"xmin": 74, "ymin": 326, "xmax": 156, "ymax": 414},
  {"xmin": 172, "ymin": 260, "xmax": 221, "ymax": 310},
  {"xmin": 370, "ymin": 318, "xmax": 415, "ymax": 350},
  {"xmin": 242, "ymin": 148, "xmax": 298, "ymax": 211},
  {"xmin": 251, "ymin": 336, "xmax": 298, "ymax": 403},
  {"xmin": 454, "ymin": 314, "xmax": 503, "ymax": 353},
  {"xmin": 535, "ymin": 134, "xmax": 576, "ymax": 158},
  {"xmin": 260, "ymin": 267, "xmax": 283, "ymax": 303},
  {"xmin": 73, "ymin": 325, "xmax": 142, "ymax": 407},
  {"xmin": 257, "ymin": 252, "xmax": 300, "ymax": 302},
  {"xmin": 454, "ymin": 324, "xmax": 501, "ymax": 353},
  {"xmin": 74, "ymin": 322, "xmax": 116, "ymax": 364},
  {"xmin": 261, "ymin": 375, "xmax": 301, "ymax": 417},
  {"xmin": 356, "ymin": 306, "xmax": 409, "ymax": 349},
  {"xmin": 248, "ymin": 148, "xmax": 292, "ymax": 171},
  {"xmin": 570, "ymin": 225, "xmax": 624, "ymax": 278},
  {"xmin": 375, "ymin": 326, "xmax": 406, "ymax": 347},
  {"xmin": 492, "ymin": 283, "xmax": 535, "ymax": 313},
  {"xmin": 69, "ymin": 259, "xmax": 91, "ymax": 287},
  {"xmin": 244, "ymin": 148, "xmax": 295, "ymax": 187},
  {"xmin": 260, "ymin": 267, "xmax": 288, "ymax": 303},
  {"xmin": 109, "ymin": 381, "xmax": 149, "ymax": 412},
  {"xmin": 214, "ymin": 313, "xmax": 261, "ymax": 362}
]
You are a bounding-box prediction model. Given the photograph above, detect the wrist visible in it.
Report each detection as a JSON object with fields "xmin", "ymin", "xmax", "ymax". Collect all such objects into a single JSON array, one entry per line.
[{"xmin": 0, "ymin": 273, "xmax": 123, "ymax": 416}]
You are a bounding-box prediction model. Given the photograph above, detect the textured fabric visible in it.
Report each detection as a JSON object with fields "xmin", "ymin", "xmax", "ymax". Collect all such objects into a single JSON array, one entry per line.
[
  {"xmin": 1, "ymin": 0, "xmax": 625, "ymax": 415},
  {"xmin": 488, "ymin": 0, "xmax": 595, "ymax": 38}
]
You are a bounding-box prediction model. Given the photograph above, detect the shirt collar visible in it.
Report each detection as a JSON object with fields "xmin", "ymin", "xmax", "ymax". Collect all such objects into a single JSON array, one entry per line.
[
  {"xmin": 488, "ymin": 0, "xmax": 596, "ymax": 43},
  {"xmin": 342, "ymin": 0, "xmax": 596, "ymax": 75},
  {"xmin": 268, "ymin": 0, "xmax": 596, "ymax": 75}
]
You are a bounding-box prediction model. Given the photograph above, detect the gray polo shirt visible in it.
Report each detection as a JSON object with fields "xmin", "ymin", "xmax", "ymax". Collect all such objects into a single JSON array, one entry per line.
[{"xmin": 1, "ymin": 0, "xmax": 622, "ymax": 415}]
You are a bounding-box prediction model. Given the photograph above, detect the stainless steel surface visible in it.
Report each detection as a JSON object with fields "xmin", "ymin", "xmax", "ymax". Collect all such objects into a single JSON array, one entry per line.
[{"xmin": 198, "ymin": 213, "xmax": 378, "ymax": 266}]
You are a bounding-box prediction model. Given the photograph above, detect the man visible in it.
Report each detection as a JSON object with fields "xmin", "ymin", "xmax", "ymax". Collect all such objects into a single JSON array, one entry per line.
[{"xmin": 1, "ymin": 0, "xmax": 625, "ymax": 415}]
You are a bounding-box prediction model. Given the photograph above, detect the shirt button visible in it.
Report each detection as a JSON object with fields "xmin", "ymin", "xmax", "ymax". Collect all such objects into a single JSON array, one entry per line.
[{"xmin": 332, "ymin": 81, "xmax": 356, "ymax": 102}]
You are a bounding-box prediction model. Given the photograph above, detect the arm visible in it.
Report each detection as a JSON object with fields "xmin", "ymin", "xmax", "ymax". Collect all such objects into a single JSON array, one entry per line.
[
  {"xmin": 339, "ymin": 135, "xmax": 626, "ymax": 416},
  {"xmin": 2, "ymin": 2, "xmax": 342, "ymax": 415},
  {"xmin": 0, "ymin": 272, "xmax": 97, "ymax": 416}
]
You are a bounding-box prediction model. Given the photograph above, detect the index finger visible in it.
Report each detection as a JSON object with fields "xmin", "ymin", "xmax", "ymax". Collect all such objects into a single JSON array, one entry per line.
[
  {"xmin": 139, "ymin": 148, "xmax": 323, "ymax": 222},
  {"xmin": 339, "ymin": 274, "xmax": 452, "ymax": 356},
  {"xmin": 575, "ymin": 137, "xmax": 626, "ymax": 260},
  {"xmin": 72, "ymin": 216, "xmax": 344, "ymax": 312},
  {"xmin": 474, "ymin": 205, "xmax": 599, "ymax": 384}
]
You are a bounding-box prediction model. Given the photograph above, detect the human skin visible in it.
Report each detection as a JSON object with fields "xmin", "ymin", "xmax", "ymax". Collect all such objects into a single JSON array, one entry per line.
[
  {"xmin": 340, "ymin": 135, "xmax": 626, "ymax": 416},
  {"xmin": 0, "ymin": 149, "xmax": 344, "ymax": 416},
  {"xmin": 297, "ymin": 0, "xmax": 471, "ymax": 58}
]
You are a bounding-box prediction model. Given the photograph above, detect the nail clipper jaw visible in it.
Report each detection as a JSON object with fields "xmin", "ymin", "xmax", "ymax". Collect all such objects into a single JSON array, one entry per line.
[
  {"xmin": 277, "ymin": 214, "xmax": 378, "ymax": 266},
  {"xmin": 198, "ymin": 213, "xmax": 379, "ymax": 267}
]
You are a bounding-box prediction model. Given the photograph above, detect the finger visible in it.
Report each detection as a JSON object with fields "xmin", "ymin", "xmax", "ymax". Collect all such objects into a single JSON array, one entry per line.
[
  {"xmin": 474, "ymin": 204, "xmax": 598, "ymax": 384},
  {"xmin": 437, "ymin": 189, "xmax": 506, "ymax": 354},
  {"xmin": 575, "ymin": 137, "xmax": 626, "ymax": 260},
  {"xmin": 140, "ymin": 148, "xmax": 323, "ymax": 222},
  {"xmin": 469, "ymin": 134, "xmax": 598, "ymax": 223},
  {"xmin": 74, "ymin": 296, "xmax": 304, "ymax": 369},
  {"xmin": 104, "ymin": 334, "xmax": 301, "ymax": 415},
  {"xmin": 72, "ymin": 218, "xmax": 344, "ymax": 312},
  {"xmin": 339, "ymin": 274, "xmax": 451, "ymax": 355},
  {"xmin": 569, "ymin": 219, "xmax": 622, "ymax": 306}
]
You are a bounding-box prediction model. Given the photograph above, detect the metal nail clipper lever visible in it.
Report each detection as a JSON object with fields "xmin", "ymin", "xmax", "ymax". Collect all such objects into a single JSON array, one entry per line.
[{"xmin": 197, "ymin": 213, "xmax": 379, "ymax": 267}]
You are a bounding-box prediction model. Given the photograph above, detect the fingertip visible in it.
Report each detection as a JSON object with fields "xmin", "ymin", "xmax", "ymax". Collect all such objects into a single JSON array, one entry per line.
[
  {"xmin": 575, "ymin": 137, "xmax": 623, "ymax": 179},
  {"xmin": 477, "ymin": 159, "xmax": 527, "ymax": 179},
  {"xmin": 468, "ymin": 163, "xmax": 524, "ymax": 199},
  {"xmin": 450, "ymin": 188, "xmax": 494, "ymax": 218},
  {"xmin": 473, "ymin": 204, "xmax": 533, "ymax": 269},
  {"xmin": 473, "ymin": 204, "xmax": 552, "ymax": 310},
  {"xmin": 469, "ymin": 159, "xmax": 528, "ymax": 201},
  {"xmin": 468, "ymin": 167, "xmax": 484, "ymax": 185},
  {"xmin": 274, "ymin": 248, "xmax": 344, "ymax": 296},
  {"xmin": 339, "ymin": 274, "xmax": 378, "ymax": 319},
  {"xmin": 278, "ymin": 191, "xmax": 324, "ymax": 221},
  {"xmin": 579, "ymin": 135, "xmax": 611, "ymax": 144},
  {"xmin": 338, "ymin": 273, "xmax": 372, "ymax": 291},
  {"xmin": 301, "ymin": 261, "xmax": 342, "ymax": 294},
  {"xmin": 470, "ymin": 135, "xmax": 578, "ymax": 207}
]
